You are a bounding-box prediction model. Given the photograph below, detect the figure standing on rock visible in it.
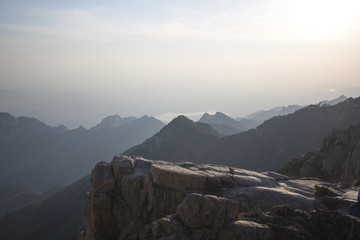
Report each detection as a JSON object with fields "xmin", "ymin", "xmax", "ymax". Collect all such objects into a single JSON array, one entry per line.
[{"xmin": 229, "ymin": 167, "xmax": 235, "ymax": 178}]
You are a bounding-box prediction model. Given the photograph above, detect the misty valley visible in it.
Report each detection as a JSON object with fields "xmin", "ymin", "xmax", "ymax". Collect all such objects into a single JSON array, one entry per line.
[
  {"xmin": 2, "ymin": 0, "xmax": 360, "ymax": 238},
  {"xmin": 1, "ymin": 95, "xmax": 360, "ymax": 239}
]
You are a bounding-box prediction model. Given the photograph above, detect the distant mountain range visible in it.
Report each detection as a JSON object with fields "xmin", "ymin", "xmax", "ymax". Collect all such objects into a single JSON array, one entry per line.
[
  {"xmin": 0, "ymin": 112, "xmax": 67, "ymax": 141},
  {"xmin": 0, "ymin": 94, "xmax": 357, "ymax": 240},
  {"xmin": 0, "ymin": 113, "xmax": 165, "ymax": 238},
  {"xmin": 197, "ymin": 96, "xmax": 348, "ymax": 136},
  {"xmin": 243, "ymin": 104, "xmax": 303, "ymax": 124},
  {"xmin": 125, "ymin": 96, "xmax": 360, "ymax": 171},
  {"xmin": 198, "ymin": 112, "xmax": 258, "ymax": 135},
  {"xmin": 124, "ymin": 115, "xmax": 220, "ymax": 162},
  {"xmin": 318, "ymin": 95, "xmax": 348, "ymax": 107},
  {"xmin": 89, "ymin": 115, "xmax": 137, "ymax": 131},
  {"xmin": 242, "ymin": 95, "xmax": 348, "ymax": 124},
  {"xmin": 0, "ymin": 113, "xmax": 165, "ymax": 191}
]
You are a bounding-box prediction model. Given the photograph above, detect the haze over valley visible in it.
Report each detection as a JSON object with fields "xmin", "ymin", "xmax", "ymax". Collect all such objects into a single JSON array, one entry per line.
[{"xmin": 1, "ymin": 0, "xmax": 360, "ymax": 239}]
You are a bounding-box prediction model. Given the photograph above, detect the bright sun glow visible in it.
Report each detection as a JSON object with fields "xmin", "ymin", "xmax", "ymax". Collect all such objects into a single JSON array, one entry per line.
[{"xmin": 287, "ymin": 0, "xmax": 360, "ymax": 39}]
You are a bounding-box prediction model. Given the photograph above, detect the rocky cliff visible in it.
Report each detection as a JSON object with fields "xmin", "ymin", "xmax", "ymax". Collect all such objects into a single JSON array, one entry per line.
[
  {"xmin": 80, "ymin": 156, "xmax": 360, "ymax": 240},
  {"xmin": 278, "ymin": 123, "xmax": 360, "ymax": 184}
]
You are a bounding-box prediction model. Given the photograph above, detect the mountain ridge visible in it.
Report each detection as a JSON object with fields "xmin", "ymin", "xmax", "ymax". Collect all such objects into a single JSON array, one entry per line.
[
  {"xmin": 198, "ymin": 111, "xmax": 255, "ymax": 135},
  {"xmin": 242, "ymin": 95, "xmax": 348, "ymax": 125},
  {"xmin": 125, "ymin": 97, "xmax": 360, "ymax": 171},
  {"xmin": 0, "ymin": 113, "xmax": 165, "ymax": 191},
  {"xmin": 123, "ymin": 115, "xmax": 220, "ymax": 162}
]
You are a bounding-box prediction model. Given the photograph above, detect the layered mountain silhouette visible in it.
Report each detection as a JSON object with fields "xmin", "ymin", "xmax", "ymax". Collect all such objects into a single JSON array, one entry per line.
[
  {"xmin": 1, "ymin": 95, "xmax": 358, "ymax": 240},
  {"xmin": 198, "ymin": 112, "xmax": 257, "ymax": 135},
  {"xmin": 244, "ymin": 104, "xmax": 303, "ymax": 124},
  {"xmin": 0, "ymin": 113, "xmax": 164, "ymax": 191},
  {"xmin": 318, "ymin": 95, "xmax": 348, "ymax": 107},
  {"xmin": 125, "ymin": 97, "xmax": 360, "ymax": 171},
  {"xmin": 89, "ymin": 115, "xmax": 136, "ymax": 131},
  {"xmin": 0, "ymin": 112, "xmax": 66, "ymax": 142},
  {"xmin": 124, "ymin": 115, "xmax": 220, "ymax": 162},
  {"xmin": 243, "ymin": 95, "xmax": 348, "ymax": 125}
]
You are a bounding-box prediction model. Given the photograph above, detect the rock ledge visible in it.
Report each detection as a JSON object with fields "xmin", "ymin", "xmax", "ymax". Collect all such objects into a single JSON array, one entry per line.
[{"xmin": 80, "ymin": 156, "xmax": 359, "ymax": 240}]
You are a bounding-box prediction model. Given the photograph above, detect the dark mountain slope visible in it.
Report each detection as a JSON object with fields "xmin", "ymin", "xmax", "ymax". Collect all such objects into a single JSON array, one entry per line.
[
  {"xmin": 210, "ymin": 97, "xmax": 360, "ymax": 170},
  {"xmin": 125, "ymin": 97, "xmax": 360, "ymax": 172},
  {"xmin": 243, "ymin": 95, "xmax": 348, "ymax": 125},
  {"xmin": 236, "ymin": 117, "xmax": 259, "ymax": 130},
  {"xmin": 123, "ymin": 115, "xmax": 220, "ymax": 163},
  {"xmin": 244, "ymin": 105, "xmax": 303, "ymax": 124},
  {"xmin": 0, "ymin": 184, "xmax": 61, "ymax": 216},
  {"xmin": 0, "ymin": 175, "xmax": 91, "ymax": 240},
  {"xmin": 89, "ymin": 115, "xmax": 136, "ymax": 131}
]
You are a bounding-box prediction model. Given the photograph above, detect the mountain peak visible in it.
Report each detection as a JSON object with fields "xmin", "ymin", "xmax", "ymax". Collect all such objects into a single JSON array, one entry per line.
[
  {"xmin": 138, "ymin": 115, "xmax": 157, "ymax": 121},
  {"xmin": 329, "ymin": 95, "xmax": 348, "ymax": 105},
  {"xmin": 317, "ymin": 95, "xmax": 348, "ymax": 107},
  {"xmin": 215, "ymin": 111, "xmax": 227, "ymax": 117},
  {"xmin": 199, "ymin": 112, "xmax": 234, "ymax": 123},
  {"xmin": 0, "ymin": 112, "xmax": 15, "ymax": 120},
  {"xmin": 245, "ymin": 105, "xmax": 303, "ymax": 123},
  {"xmin": 198, "ymin": 112, "xmax": 250, "ymax": 134},
  {"xmin": 91, "ymin": 115, "xmax": 136, "ymax": 130},
  {"xmin": 100, "ymin": 115, "xmax": 122, "ymax": 126},
  {"xmin": 0, "ymin": 112, "xmax": 17, "ymax": 129},
  {"xmin": 123, "ymin": 115, "xmax": 219, "ymax": 160},
  {"xmin": 158, "ymin": 115, "xmax": 193, "ymax": 129},
  {"xmin": 170, "ymin": 115, "xmax": 191, "ymax": 123}
]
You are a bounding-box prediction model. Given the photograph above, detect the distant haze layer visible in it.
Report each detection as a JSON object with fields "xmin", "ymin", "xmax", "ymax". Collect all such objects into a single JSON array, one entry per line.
[
  {"xmin": 0, "ymin": 0, "xmax": 359, "ymax": 127},
  {"xmin": 0, "ymin": 88, "xmax": 359, "ymax": 128}
]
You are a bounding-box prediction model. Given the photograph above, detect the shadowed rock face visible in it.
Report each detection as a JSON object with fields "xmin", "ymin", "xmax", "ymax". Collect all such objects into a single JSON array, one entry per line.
[
  {"xmin": 80, "ymin": 156, "xmax": 359, "ymax": 240},
  {"xmin": 278, "ymin": 123, "xmax": 360, "ymax": 183}
]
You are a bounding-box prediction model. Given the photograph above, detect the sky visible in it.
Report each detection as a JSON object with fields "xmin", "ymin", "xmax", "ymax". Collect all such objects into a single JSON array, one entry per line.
[{"xmin": 0, "ymin": 0, "xmax": 360, "ymax": 127}]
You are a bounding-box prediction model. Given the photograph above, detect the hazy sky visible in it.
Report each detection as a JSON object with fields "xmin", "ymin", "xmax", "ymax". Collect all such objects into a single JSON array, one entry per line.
[{"xmin": 1, "ymin": 0, "xmax": 360, "ymax": 127}]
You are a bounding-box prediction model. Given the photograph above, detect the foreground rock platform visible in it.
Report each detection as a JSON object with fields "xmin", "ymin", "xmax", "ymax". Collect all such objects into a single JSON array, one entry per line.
[{"xmin": 80, "ymin": 156, "xmax": 359, "ymax": 240}]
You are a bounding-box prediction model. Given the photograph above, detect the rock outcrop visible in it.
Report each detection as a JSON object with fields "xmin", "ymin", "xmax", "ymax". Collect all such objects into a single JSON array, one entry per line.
[
  {"xmin": 278, "ymin": 123, "xmax": 360, "ymax": 184},
  {"xmin": 80, "ymin": 156, "xmax": 359, "ymax": 240}
]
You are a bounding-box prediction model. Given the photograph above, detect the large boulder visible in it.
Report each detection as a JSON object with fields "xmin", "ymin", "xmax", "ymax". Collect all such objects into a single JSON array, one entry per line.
[{"xmin": 80, "ymin": 156, "xmax": 358, "ymax": 240}]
